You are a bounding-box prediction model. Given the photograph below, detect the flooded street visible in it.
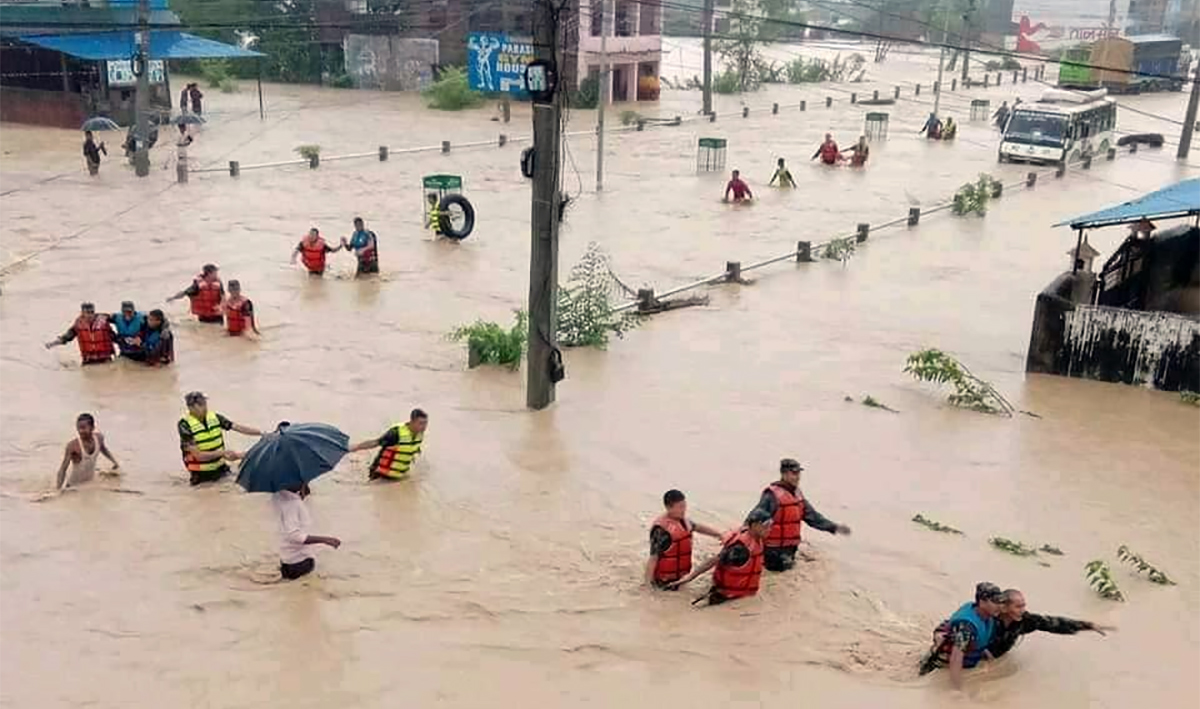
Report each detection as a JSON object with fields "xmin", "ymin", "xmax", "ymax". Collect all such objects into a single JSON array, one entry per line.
[{"xmin": 1, "ymin": 40, "xmax": 1197, "ymax": 708}]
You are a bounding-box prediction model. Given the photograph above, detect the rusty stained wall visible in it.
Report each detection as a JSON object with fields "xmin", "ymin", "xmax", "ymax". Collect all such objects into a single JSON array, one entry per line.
[
  {"xmin": 343, "ymin": 36, "xmax": 438, "ymax": 91},
  {"xmin": 1062, "ymin": 305, "xmax": 1200, "ymax": 392}
]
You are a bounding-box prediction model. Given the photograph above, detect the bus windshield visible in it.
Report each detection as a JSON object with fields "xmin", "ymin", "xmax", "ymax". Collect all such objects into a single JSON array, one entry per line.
[{"xmin": 1004, "ymin": 111, "xmax": 1067, "ymax": 147}]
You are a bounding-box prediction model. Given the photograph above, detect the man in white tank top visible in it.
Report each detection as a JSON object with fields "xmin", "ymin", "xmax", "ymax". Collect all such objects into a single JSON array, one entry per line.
[{"xmin": 54, "ymin": 413, "xmax": 120, "ymax": 490}]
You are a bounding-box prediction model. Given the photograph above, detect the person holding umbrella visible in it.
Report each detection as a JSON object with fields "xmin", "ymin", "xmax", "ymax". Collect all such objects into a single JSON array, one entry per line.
[
  {"xmin": 236, "ymin": 422, "xmax": 349, "ymax": 580},
  {"xmin": 82, "ymin": 130, "xmax": 107, "ymax": 176}
]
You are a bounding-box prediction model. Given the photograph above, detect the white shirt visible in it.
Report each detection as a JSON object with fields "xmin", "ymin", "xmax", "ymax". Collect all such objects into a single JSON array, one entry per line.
[{"xmin": 272, "ymin": 490, "xmax": 313, "ymax": 564}]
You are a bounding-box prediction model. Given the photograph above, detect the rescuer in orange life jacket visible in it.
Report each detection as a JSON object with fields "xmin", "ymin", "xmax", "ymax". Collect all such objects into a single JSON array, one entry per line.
[
  {"xmin": 645, "ymin": 489, "xmax": 724, "ymax": 589},
  {"xmin": 754, "ymin": 458, "xmax": 851, "ymax": 572},
  {"xmin": 291, "ymin": 227, "xmax": 342, "ymax": 276},
  {"xmin": 667, "ymin": 508, "xmax": 773, "ymax": 606},
  {"xmin": 222, "ymin": 280, "xmax": 259, "ymax": 336},
  {"xmin": 167, "ymin": 263, "xmax": 225, "ymax": 324},
  {"xmin": 45, "ymin": 301, "xmax": 117, "ymax": 365}
]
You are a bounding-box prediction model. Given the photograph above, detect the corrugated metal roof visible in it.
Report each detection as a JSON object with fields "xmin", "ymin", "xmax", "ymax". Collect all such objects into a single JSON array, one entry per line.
[
  {"xmin": 17, "ymin": 30, "xmax": 263, "ymax": 60},
  {"xmin": 1126, "ymin": 34, "xmax": 1184, "ymax": 44},
  {"xmin": 1055, "ymin": 178, "xmax": 1200, "ymax": 229}
]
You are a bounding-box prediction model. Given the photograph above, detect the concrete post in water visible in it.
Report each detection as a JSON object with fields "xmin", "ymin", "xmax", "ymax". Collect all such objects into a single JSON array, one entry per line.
[
  {"xmin": 1107, "ymin": 147, "xmax": 1116, "ymax": 160},
  {"xmin": 992, "ymin": 181, "xmax": 1003, "ymax": 198},
  {"xmin": 724, "ymin": 261, "xmax": 743, "ymax": 283},
  {"xmin": 501, "ymin": 98, "xmax": 511, "ymax": 123},
  {"xmin": 1022, "ymin": 68, "xmax": 1028, "ymax": 82},
  {"xmin": 673, "ymin": 116, "xmax": 682, "ymax": 125},
  {"xmin": 996, "ymin": 72, "xmax": 1002, "ymax": 84},
  {"xmin": 796, "ymin": 240, "xmax": 813, "ymax": 262},
  {"xmin": 907, "ymin": 207, "xmax": 921, "ymax": 226},
  {"xmin": 826, "ymin": 96, "xmax": 832, "ymax": 107},
  {"xmin": 636, "ymin": 120, "xmax": 645, "ymax": 131},
  {"xmin": 742, "ymin": 107, "xmax": 749, "ymax": 118},
  {"xmin": 229, "ymin": 160, "xmax": 240, "ymax": 177},
  {"xmin": 176, "ymin": 161, "xmax": 188, "ymax": 184},
  {"xmin": 309, "ymin": 154, "xmax": 319, "ymax": 169},
  {"xmin": 873, "ymin": 89, "xmax": 879, "ymax": 101},
  {"xmin": 951, "ymin": 78, "xmax": 957, "ymax": 91},
  {"xmin": 1026, "ymin": 172, "xmax": 1037, "ymax": 187},
  {"xmin": 916, "ymin": 83, "xmax": 922, "ymax": 95},
  {"xmin": 441, "ymin": 140, "xmax": 451, "ymax": 153},
  {"xmin": 709, "ymin": 112, "xmax": 716, "ymax": 123},
  {"xmin": 1012, "ymin": 71, "xmax": 1019, "ymax": 83},
  {"xmin": 984, "ymin": 75, "xmax": 990, "ymax": 87},
  {"xmin": 856, "ymin": 223, "xmax": 869, "ymax": 243},
  {"xmin": 379, "ymin": 145, "xmax": 389, "ymax": 161},
  {"xmin": 498, "ymin": 134, "xmax": 507, "ymax": 147},
  {"xmin": 851, "ymin": 93, "xmax": 857, "ymax": 104},
  {"xmin": 894, "ymin": 86, "xmax": 900, "ymax": 99},
  {"xmin": 1130, "ymin": 142, "xmax": 1138, "ymax": 153},
  {"xmin": 772, "ymin": 103, "xmax": 778, "ymax": 114},
  {"xmin": 800, "ymin": 100, "xmax": 806, "ymax": 111},
  {"xmin": 1083, "ymin": 155, "xmax": 1093, "ymax": 169},
  {"xmin": 637, "ymin": 288, "xmax": 657, "ymax": 313},
  {"xmin": 1055, "ymin": 162, "xmax": 1066, "ymax": 178}
]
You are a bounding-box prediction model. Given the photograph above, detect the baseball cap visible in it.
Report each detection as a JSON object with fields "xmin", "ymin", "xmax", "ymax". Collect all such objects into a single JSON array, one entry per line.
[
  {"xmin": 780, "ymin": 458, "xmax": 804, "ymax": 473},
  {"xmin": 975, "ymin": 582, "xmax": 1004, "ymax": 603},
  {"xmin": 184, "ymin": 391, "xmax": 207, "ymax": 406}
]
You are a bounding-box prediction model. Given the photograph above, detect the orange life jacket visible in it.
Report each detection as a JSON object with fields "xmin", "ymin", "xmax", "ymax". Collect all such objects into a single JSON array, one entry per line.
[
  {"xmin": 712, "ymin": 528, "xmax": 764, "ymax": 600},
  {"xmin": 74, "ymin": 314, "xmax": 114, "ymax": 364},
  {"xmin": 652, "ymin": 515, "xmax": 694, "ymax": 583},
  {"xmin": 190, "ymin": 275, "xmax": 223, "ymax": 319},
  {"xmin": 299, "ymin": 236, "xmax": 327, "ymax": 273},
  {"xmin": 223, "ymin": 295, "xmax": 248, "ymax": 335},
  {"xmin": 764, "ymin": 483, "xmax": 805, "ymax": 549},
  {"xmin": 819, "ymin": 141, "xmax": 840, "ymax": 165}
]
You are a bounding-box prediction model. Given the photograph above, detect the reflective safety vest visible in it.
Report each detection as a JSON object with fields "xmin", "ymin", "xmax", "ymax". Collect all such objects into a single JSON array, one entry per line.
[
  {"xmin": 74, "ymin": 314, "xmax": 114, "ymax": 364},
  {"xmin": 428, "ymin": 205, "xmax": 442, "ymax": 234},
  {"xmin": 181, "ymin": 412, "xmax": 226, "ymax": 473},
  {"xmin": 712, "ymin": 528, "xmax": 765, "ymax": 600},
  {"xmin": 652, "ymin": 515, "xmax": 693, "ymax": 583},
  {"xmin": 299, "ymin": 237, "xmax": 328, "ymax": 273},
  {"xmin": 764, "ymin": 482, "xmax": 805, "ymax": 549},
  {"xmin": 190, "ymin": 275, "xmax": 223, "ymax": 319},
  {"xmin": 224, "ymin": 296, "xmax": 248, "ymax": 335},
  {"xmin": 372, "ymin": 422, "xmax": 423, "ymax": 479}
]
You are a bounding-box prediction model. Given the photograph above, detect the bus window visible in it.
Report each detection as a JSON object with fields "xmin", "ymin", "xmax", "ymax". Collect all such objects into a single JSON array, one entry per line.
[{"xmin": 1005, "ymin": 111, "xmax": 1068, "ymax": 145}]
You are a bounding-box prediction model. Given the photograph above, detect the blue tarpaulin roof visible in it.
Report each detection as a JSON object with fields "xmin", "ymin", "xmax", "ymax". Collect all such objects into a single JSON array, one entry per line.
[
  {"xmin": 18, "ymin": 31, "xmax": 263, "ymax": 60},
  {"xmin": 1055, "ymin": 178, "xmax": 1200, "ymax": 229}
]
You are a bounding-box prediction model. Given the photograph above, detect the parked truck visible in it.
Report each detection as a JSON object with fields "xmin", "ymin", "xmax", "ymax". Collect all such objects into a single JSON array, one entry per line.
[{"xmin": 1057, "ymin": 35, "xmax": 1190, "ymax": 93}]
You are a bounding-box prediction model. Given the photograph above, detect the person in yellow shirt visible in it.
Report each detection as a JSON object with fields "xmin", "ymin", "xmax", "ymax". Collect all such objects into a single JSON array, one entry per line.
[{"xmin": 349, "ymin": 409, "xmax": 429, "ymax": 481}]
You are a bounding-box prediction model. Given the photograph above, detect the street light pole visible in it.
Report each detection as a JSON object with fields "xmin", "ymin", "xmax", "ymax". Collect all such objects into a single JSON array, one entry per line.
[{"xmin": 596, "ymin": 0, "xmax": 610, "ymax": 191}]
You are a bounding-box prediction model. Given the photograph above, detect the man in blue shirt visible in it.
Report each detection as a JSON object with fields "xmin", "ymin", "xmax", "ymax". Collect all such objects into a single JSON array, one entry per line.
[{"xmin": 342, "ymin": 217, "xmax": 379, "ymax": 276}]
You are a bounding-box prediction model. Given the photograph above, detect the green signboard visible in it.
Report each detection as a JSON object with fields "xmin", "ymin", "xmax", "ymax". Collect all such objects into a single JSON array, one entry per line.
[
  {"xmin": 422, "ymin": 174, "xmax": 463, "ymax": 190},
  {"xmin": 697, "ymin": 138, "xmax": 727, "ymax": 149}
]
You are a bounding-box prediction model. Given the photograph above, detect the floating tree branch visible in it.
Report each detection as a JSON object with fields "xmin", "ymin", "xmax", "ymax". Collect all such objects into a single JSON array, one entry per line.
[
  {"xmin": 1180, "ymin": 391, "xmax": 1200, "ymax": 407},
  {"xmin": 822, "ymin": 236, "xmax": 856, "ymax": 264},
  {"xmin": 1117, "ymin": 545, "xmax": 1175, "ymax": 585},
  {"xmin": 913, "ymin": 514, "xmax": 963, "ymax": 535},
  {"xmin": 904, "ymin": 349, "xmax": 1014, "ymax": 416},
  {"xmin": 1085, "ymin": 560, "xmax": 1126, "ymax": 601},
  {"xmin": 989, "ymin": 537, "xmax": 1038, "ymax": 556},
  {"xmin": 1038, "ymin": 544, "xmax": 1064, "ymax": 556}
]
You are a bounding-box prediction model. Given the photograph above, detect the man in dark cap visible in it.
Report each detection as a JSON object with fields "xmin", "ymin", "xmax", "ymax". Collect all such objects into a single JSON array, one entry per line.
[
  {"xmin": 667, "ymin": 509, "xmax": 773, "ymax": 607},
  {"xmin": 919, "ymin": 582, "xmax": 1007, "ymax": 688},
  {"xmin": 177, "ymin": 391, "xmax": 262, "ymax": 485},
  {"xmin": 752, "ymin": 458, "xmax": 851, "ymax": 572}
]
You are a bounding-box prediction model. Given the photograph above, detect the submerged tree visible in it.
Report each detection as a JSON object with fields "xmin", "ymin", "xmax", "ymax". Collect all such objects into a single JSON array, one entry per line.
[
  {"xmin": 904, "ymin": 349, "xmax": 1014, "ymax": 416},
  {"xmin": 557, "ymin": 243, "xmax": 642, "ymax": 348}
]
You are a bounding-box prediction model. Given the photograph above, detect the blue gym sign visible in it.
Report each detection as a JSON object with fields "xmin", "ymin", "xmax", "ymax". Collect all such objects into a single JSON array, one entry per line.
[{"xmin": 467, "ymin": 33, "xmax": 534, "ymax": 97}]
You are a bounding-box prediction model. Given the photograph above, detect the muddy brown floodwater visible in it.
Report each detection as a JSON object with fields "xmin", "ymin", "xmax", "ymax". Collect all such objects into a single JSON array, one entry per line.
[{"xmin": 1, "ymin": 41, "xmax": 1197, "ymax": 709}]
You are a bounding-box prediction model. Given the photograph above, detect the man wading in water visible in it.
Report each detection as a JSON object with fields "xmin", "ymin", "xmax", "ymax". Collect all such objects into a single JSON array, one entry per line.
[
  {"xmin": 53, "ymin": 413, "xmax": 120, "ymax": 490},
  {"xmin": 667, "ymin": 509, "xmax": 772, "ymax": 606},
  {"xmin": 987, "ymin": 589, "xmax": 1113, "ymax": 659},
  {"xmin": 645, "ymin": 489, "xmax": 723, "ymax": 589},
  {"xmin": 343, "ymin": 217, "xmax": 379, "ymax": 276},
  {"xmin": 753, "ymin": 458, "xmax": 851, "ymax": 572}
]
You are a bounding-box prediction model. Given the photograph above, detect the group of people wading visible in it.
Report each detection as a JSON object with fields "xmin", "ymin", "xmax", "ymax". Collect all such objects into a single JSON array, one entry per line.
[{"xmin": 721, "ymin": 134, "xmax": 871, "ymax": 204}]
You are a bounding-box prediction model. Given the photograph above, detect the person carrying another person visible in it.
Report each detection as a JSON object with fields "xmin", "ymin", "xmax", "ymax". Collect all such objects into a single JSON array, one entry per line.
[
  {"xmin": 666, "ymin": 508, "xmax": 773, "ymax": 606},
  {"xmin": 348, "ymin": 409, "xmax": 428, "ymax": 481},
  {"xmin": 112, "ymin": 300, "xmax": 146, "ymax": 359},
  {"xmin": 811, "ymin": 133, "xmax": 841, "ymax": 165},
  {"xmin": 723, "ymin": 169, "xmax": 753, "ymax": 203},
  {"xmin": 137, "ymin": 309, "xmax": 174, "ymax": 366},
  {"xmin": 223, "ymin": 280, "xmax": 259, "ymax": 337},
  {"xmin": 53, "ymin": 413, "xmax": 120, "ymax": 491},
  {"xmin": 768, "ymin": 158, "xmax": 796, "ymax": 188},
  {"xmin": 753, "ymin": 458, "xmax": 851, "ymax": 572},
  {"xmin": 45, "ymin": 301, "xmax": 116, "ymax": 365},
  {"xmin": 646, "ymin": 489, "xmax": 724, "ymax": 589},
  {"xmin": 343, "ymin": 217, "xmax": 379, "ymax": 276},
  {"xmin": 941, "ymin": 117, "xmax": 957, "ymax": 140},
  {"xmin": 167, "ymin": 263, "xmax": 225, "ymax": 324},
  {"xmin": 177, "ymin": 391, "xmax": 262, "ymax": 486},
  {"xmin": 292, "ymin": 227, "xmax": 342, "ymax": 276},
  {"xmin": 918, "ymin": 582, "xmax": 1007, "ymax": 688},
  {"xmin": 988, "ymin": 588, "xmax": 1112, "ymax": 659},
  {"xmin": 83, "ymin": 131, "xmax": 107, "ymax": 177},
  {"xmin": 273, "ymin": 482, "xmax": 341, "ymax": 581},
  {"xmin": 920, "ymin": 113, "xmax": 943, "ymax": 139},
  {"xmin": 845, "ymin": 135, "xmax": 870, "ymax": 167}
]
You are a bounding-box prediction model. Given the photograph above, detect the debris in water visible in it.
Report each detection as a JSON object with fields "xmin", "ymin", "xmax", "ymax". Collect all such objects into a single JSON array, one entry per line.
[
  {"xmin": 1117, "ymin": 545, "xmax": 1175, "ymax": 585},
  {"xmin": 1085, "ymin": 560, "xmax": 1125, "ymax": 601},
  {"xmin": 912, "ymin": 514, "xmax": 964, "ymax": 535},
  {"xmin": 989, "ymin": 537, "xmax": 1038, "ymax": 556},
  {"xmin": 1038, "ymin": 544, "xmax": 1064, "ymax": 556}
]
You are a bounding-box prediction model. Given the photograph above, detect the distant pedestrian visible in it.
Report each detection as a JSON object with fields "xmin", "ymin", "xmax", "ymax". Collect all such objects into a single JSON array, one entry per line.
[
  {"xmin": 768, "ymin": 158, "xmax": 796, "ymax": 188},
  {"xmin": 293, "ymin": 227, "xmax": 342, "ymax": 276},
  {"xmin": 723, "ymin": 169, "xmax": 753, "ymax": 202},
  {"xmin": 53, "ymin": 413, "xmax": 120, "ymax": 491},
  {"xmin": 273, "ymin": 482, "xmax": 341, "ymax": 580},
  {"xmin": 167, "ymin": 263, "xmax": 224, "ymax": 324},
  {"xmin": 82, "ymin": 130, "xmax": 107, "ymax": 176},
  {"xmin": 137, "ymin": 309, "xmax": 175, "ymax": 367},
  {"xmin": 189, "ymin": 83, "xmax": 204, "ymax": 116}
]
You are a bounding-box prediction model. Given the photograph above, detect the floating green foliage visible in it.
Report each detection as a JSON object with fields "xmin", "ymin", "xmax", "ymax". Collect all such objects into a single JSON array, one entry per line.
[
  {"xmin": 570, "ymin": 74, "xmax": 599, "ymax": 109},
  {"xmin": 952, "ymin": 174, "xmax": 1001, "ymax": 216},
  {"xmin": 557, "ymin": 243, "xmax": 643, "ymax": 349},
  {"xmin": 1180, "ymin": 390, "xmax": 1200, "ymax": 406},
  {"xmin": 913, "ymin": 514, "xmax": 963, "ymax": 535},
  {"xmin": 904, "ymin": 349, "xmax": 1014, "ymax": 416},
  {"xmin": 422, "ymin": 66, "xmax": 485, "ymax": 111},
  {"xmin": 449, "ymin": 310, "xmax": 527, "ymax": 370},
  {"xmin": 823, "ymin": 236, "xmax": 856, "ymax": 264},
  {"xmin": 327, "ymin": 74, "xmax": 355, "ymax": 89},
  {"xmin": 989, "ymin": 537, "xmax": 1038, "ymax": 556},
  {"xmin": 1117, "ymin": 545, "xmax": 1175, "ymax": 585},
  {"xmin": 1085, "ymin": 560, "xmax": 1126, "ymax": 601},
  {"xmin": 862, "ymin": 395, "xmax": 899, "ymax": 413},
  {"xmin": 294, "ymin": 144, "xmax": 321, "ymax": 160},
  {"xmin": 1038, "ymin": 544, "xmax": 1064, "ymax": 556}
]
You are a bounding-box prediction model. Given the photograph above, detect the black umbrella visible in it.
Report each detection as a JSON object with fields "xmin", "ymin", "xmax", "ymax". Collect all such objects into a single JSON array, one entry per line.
[
  {"xmin": 175, "ymin": 113, "xmax": 206, "ymax": 126},
  {"xmin": 81, "ymin": 116, "xmax": 121, "ymax": 132},
  {"xmin": 236, "ymin": 422, "xmax": 349, "ymax": 494}
]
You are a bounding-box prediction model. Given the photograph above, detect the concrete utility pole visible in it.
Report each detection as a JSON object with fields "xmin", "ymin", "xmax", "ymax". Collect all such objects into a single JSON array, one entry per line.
[
  {"xmin": 702, "ymin": 0, "xmax": 714, "ymax": 115},
  {"xmin": 526, "ymin": 0, "xmax": 564, "ymax": 410},
  {"xmin": 933, "ymin": 7, "xmax": 950, "ymax": 118},
  {"xmin": 960, "ymin": 0, "xmax": 974, "ymax": 82},
  {"xmin": 1178, "ymin": 65, "xmax": 1199, "ymax": 160},
  {"xmin": 596, "ymin": 0, "xmax": 610, "ymax": 191},
  {"xmin": 133, "ymin": 0, "xmax": 151, "ymax": 177}
]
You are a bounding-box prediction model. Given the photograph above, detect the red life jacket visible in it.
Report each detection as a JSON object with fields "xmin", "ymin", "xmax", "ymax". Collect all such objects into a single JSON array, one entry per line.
[
  {"xmin": 74, "ymin": 314, "xmax": 114, "ymax": 364},
  {"xmin": 764, "ymin": 482, "xmax": 805, "ymax": 549},
  {"xmin": 224, "ymin": 295, "xmax": 249, "ymax": 335},
  {"xmin": 190, "ymin": 275, "xmax": 223, "ymax": 319},
  {"xmin": 299, "ymin": 236, "xmax": 327, "ymax": 273},
  {"xmin": 652, "ymin": 515, "xmax": 694, "ymax": 583},
  {"xmin": 712, "ymin": 528, "xmax": 764, "ymax": 600},
  {"xmin": 819, "ymin": 141, "xmax": 840, "ymax": 165}
]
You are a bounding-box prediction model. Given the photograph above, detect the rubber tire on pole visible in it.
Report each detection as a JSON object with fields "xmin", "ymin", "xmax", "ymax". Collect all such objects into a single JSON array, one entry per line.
[
  {"xmin": 437, "ymin": 193, "xmax": 476, "ymax": 240},
  {"xmin": 520, "ymin": 147, "xmax": 535, "ymax": 179}
]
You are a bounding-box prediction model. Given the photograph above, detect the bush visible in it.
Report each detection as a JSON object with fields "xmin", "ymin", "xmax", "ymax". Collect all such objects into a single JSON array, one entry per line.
[
  {"xmin": 904, "ymin": 348, "xmax": 1014, "ymax": 415},
  {"xmin": 218, "ymin": 77, "xmax": 239, "ymax": 93},
  {"xmin": 328, "ymin": 74, "xmax": 355, "ymax": 89},
  {"xmin": 952, "ymin": 174, "xmax": 1001, "ymax": 216},
  {"xmin": 619, "ymin": 109, "xmax": 642, "ymax": 126},
  {"xmin": 200, "ymin": 59, "xmax": 232, "ymax": 88},
  {"xmin": 1001, "ymin": 57, "xmax": 1022, "ymax": 71},
  {"xmin": 571, "ymin": 74, "xmax": 600, "ymax": 109},
  {"xmin": 449, "ymin": 310, "xmax": 527, "ymax": 369},
  {"xmin": 557, "ymin": 242, "xmax": 642, "ymax": 348},
  {"xmin": 422, "ymin": 66, "xmax": 485, "ymax": 111},
  {"xmin": 712, "ymin": 66, "xmax": 742, "ymax": 94},
  {"xmin": 294, "ymin": 144, "xmax": 321, "ymax": 160}
]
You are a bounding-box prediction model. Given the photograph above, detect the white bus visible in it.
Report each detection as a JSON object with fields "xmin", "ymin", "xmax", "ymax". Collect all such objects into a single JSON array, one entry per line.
[{"xmin": 998, "ymin": 88, "xmax": 1118, "ymax": 165}]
